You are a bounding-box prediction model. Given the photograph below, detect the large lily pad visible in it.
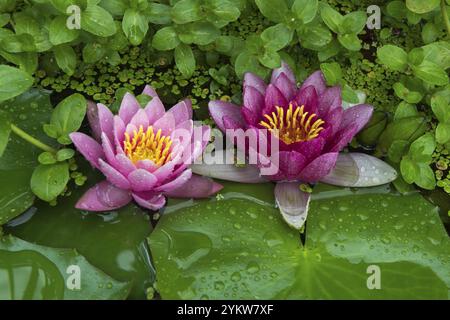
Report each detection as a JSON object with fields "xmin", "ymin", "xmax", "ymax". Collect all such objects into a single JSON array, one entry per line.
[
  {"xmin": 0, "ymin": 89, "xmax": 55, "ymax": 225},
  {"xmin": 0, "ymin": 235, "xmax": 131, "ymax": 299},
  {"xmin": 6, "ymin": 165, "xmax": 155, "ymax": 300},
  {"xmin": 149, "ymin": 182, "xmax": 450, "ymax": 299}
]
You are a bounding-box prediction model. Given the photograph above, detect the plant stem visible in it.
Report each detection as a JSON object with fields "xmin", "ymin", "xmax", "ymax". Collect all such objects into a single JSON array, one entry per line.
[
  {"xmin": 442, "ymin": 0, "xmax": 450, "ymax": 38},
  {"xmin": 10, "ymin": 124, "xmax": 57, "ymax": 154}
]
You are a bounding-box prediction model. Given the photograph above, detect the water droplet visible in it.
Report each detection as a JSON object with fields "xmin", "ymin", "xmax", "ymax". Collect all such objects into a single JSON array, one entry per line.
[
  {"xmin": 230, "ymin": 272, "xmax": 241, "ymax": 282},
  {"xmin": 246, "ymin": 261, "xmax": 260, "ymax": 274}
]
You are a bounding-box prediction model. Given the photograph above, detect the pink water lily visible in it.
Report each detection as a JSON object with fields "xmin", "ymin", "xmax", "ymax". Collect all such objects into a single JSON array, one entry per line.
[
  {"xmin": 199, "ymin": 62, "xmax": 397, "ymax": 229},
  {"xmin": 70, "ymin": 86, "xmax": 222, "ymax": 212}
]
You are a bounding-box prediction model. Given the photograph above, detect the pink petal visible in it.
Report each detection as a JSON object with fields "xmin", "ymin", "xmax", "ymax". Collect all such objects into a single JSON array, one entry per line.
[
  {"xmin": 87, "ymin": 101, "xmax": 101, "ymax": 141},
  {"xmin": 75, "ymin": 181, "xmax": 131, "ymax": 211},
  {"xmin": 271, "ymin": 61, "xmax": 296, "ymax": 86},
  {"xmin": 243, "ymin": 85, "xmax": 264, "ymax": 114},
  {"xmin": 153, "ymin": 112, "xmax": 175, "ymax": 136},
  {"xmin": 119, "ymin": 93, "xmax": 140, "ymax": 124},
  {"xmin": 339, "ymin": 104, "xmax": 373, "ymax": 133},
  {"xmin": 129, "ymin": 109, "xmax": 149, "ymax": 129},
  {"xmin": 101, "ymin": 132, "xmax": 119, "ymax": 168},
  {"xmin": 99, "ymin": 159, "xmax": 131, "ymax": 189},
  {"xmin": 144, "ymin": 95, "xmax": 166, "ymax": 124},
  {"xmin": 164, "ymin": 174, "xmax": 223, "ymax": 199},
  {"xmin": 272, "ymin": 151, "xmax": 307, "ymax": 181},
  {"xmin": 223, "ymin": 115, "xmax": 244, "ymax": 130},
  {"xmin": 244, "ymin": 72, "xmax": 267, "ymax": 95},
  {"xmin": 298, "ymin": 152, "xmax": 339, "ymax": 182},
  {"xmin": 275, "ymin": 181, "xmax": 310, "ymax": 229},
  {"xmin": 167, "ymin": 99, "xmax": 193, "ymax": 125},
  {"xmin": 132, "ymin": 192, "xmax": 166, "ymax": 210},
  {"xmin": 113, "ymin": 115, "xmax": 126, "ymax": 149},
  {"xmin": 241, "ymin": 107, "xmax": 258, "ymax": 125},
  {"xmin": 208, "ymin": 101, "xmax": 244, "ymax": 132},
  {"xmin": 115, "ymin": 153, "xmax": 136, "ymax": 175},
  {"xmin": 136, "ymin": 159, "xmax": 158, "ymax": 172},
  {"xmin": 327, "ymin": 124, "xmax": 358, "ymax": 153},
  {"xmin": 191, "ymin": 162, "xmax": 266, "ymax": 183},
  {"xmin": 155, "ymin": 169, "xmax": 192, "ymax": 192},
  {"xmin": 142, "ymin": 85, "xmax": 159, "ymax": 98},
  {"xmin": 128, "ymin": 169, "xmax": 158, "ymax": 192},
  {"xmin": 97, "ymin": 103, "xmax": 114, "ymax": 143},
  {"xmin": 300, "ymin": 71, "xmax": 327, "ymax": 96},
  {"xmin": 70, "ymin": 132, "xmax": 104, "ymax": 169}
]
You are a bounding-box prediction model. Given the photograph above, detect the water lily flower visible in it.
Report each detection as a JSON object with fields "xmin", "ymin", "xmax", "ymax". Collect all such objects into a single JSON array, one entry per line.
[
  {"xmin": 200, "ymin": 62, "xmax": 397, "ymax": 229},
  {"xmin": 70, "ymin": 86, "xmax": 222, "ymax": 212}
]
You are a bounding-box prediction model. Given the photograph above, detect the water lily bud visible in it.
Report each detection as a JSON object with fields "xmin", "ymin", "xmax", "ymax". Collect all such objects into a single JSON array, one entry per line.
[
  {"xmin": 377, "ymin": 116, "xmax": 427, "ymax": 155},
  {"xmin": 357, "ymin": 111, "xmax": 388, "ymax": 146}
]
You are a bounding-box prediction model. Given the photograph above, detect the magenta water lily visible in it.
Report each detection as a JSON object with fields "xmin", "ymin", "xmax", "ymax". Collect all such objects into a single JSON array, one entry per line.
[
  {"xmin": 201, "ymin": 62, "xmax": 397, "ymax": 229},
  {"xmin": 70, "ymin": 86, "xmax": 222, "ymax": 212}
]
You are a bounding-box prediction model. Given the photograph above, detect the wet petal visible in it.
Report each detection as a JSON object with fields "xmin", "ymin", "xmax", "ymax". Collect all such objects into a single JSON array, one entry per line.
[
  {"xmin": 209, "ymin": 101, "xmax": 244, "ymax": 132},
  {"xmin": 167, "ymin": 99, "xmax": 193, "ymax": 125},
  {"xmin": 99, "ymin": 159, "xmax": 131, "ymax": 189},
  {"xmin": 113, "ymin": 115, "xmax": 126, "ymax": 149},
  {"xmin": 300, "ymin": 70, "xmax": 326, "ymax": 96},
  {"xmin": 132, "ymin": 191, "xmax": 166, "ymax": 211},
  {"xmin": 339, "ymin": 104, "xmax": 373, "ymax": 133},
  {"xmin": 129, "ymin": 109, "xmax": 149, "ymax": 129},
  {"xmin": 142, "ymin": 85, "xmax": 159, "ymax": 98},
  {"xmin": 298, "ymin": 152, "xmax": 339, "ymax": 182},
  {"xmin": 271, "ymin": 61, "xmax": 296, "ymax": 86},
  {"xmin": 274, "ymin": 182, "xmax": 311, "ymax": 230},
  {"xmin": 119, "ymin": 93, "xmax": 140, "ymax": 124},
  {"xmin": 97, "ymin": 103, "xmax": 114, "ymax": 143},
  {"xmin": 318, "ymin": 86, "xmax": 342, "ymax": 117},
  {"xmin": 164, "ymin": 174, "xmax": 223, "ymax": 199},
  {"xmin": 144, "ymin": 95, "xmax": 166, "ymax": 124},
  {"xmin": 243, "ymin": 85, "xmax": 264, "ymax": 114},
  {"xmin": 70, "ymin": 132, "xmax": 104, "ymax": 169},
  {"xmin": 87, "ymin": 101, "xmax": 101, "ymax": 141},
  {"xmin": 321, "ymin": 153, "xmax": 398, "ymax": 187},
  {"xmin": 75, "ymin": 181, "xmax": 131, "ymax": 211},
  {"xmin": 128, "ymin": 169, "xmax": 158, "ymax": 192},
  {"xmin": 273, "ymin": 73, "xmax": 297, "ymax": 102},
  {"xmin": 153, "ymin": 112, "xmax": 176, "ymax": 136},
  {"xmin": 293, "ymin": 85, "xmax": 318, "ymax": 114},
  {"xmin": 244, "ymin": 72, "xmax": 267, "ymax": 95},
  {"xmin": 155, "ymin": 169, "xmax": 192, "ymax": 192},
  {"xmin": 265, "ymin": 84, "xmax": 288, "ymax": 111}
]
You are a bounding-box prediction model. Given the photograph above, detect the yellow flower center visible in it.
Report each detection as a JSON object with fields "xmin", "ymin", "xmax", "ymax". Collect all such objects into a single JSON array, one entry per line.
[
  {"xmin": 259, "ymin": 104, "xmax": 325, "ymax": 144},
  {"xmin": 124, "ymin": 125, "xmax": 173, "ymax": 166}
]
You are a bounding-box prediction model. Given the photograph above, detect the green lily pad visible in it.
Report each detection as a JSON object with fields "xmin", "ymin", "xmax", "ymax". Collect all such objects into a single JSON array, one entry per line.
[
  {"xmin": 6, "ymin": 165, "xmax": 155, "ymax": 300},
  {"xmin": 0, "ymin": 235, "xmax": 131, "ymax": 299},
  {"xmin": 149, "ymin": 182, "xmax": 450, "ymax": 299},
  {"xmin": 0, "ymin": 89, "xmax": 55, "ymax": 225}
]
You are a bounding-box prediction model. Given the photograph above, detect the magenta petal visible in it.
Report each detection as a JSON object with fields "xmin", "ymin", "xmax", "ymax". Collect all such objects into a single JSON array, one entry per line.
[
  {"xmin": 99, "ymin": 159, "xmax": 130, "ymax": 189},
  {"xmin": 128, "ymin": 169, "xmax": 158, "ymax": 192},
  {"xmin": 280, "ymin": 151, "xmax": 307, "ymax": 179},
  {"xmin": 75, "ymin": 181, "xmax": 131, "ymax": 211},
  {"xmin": 153, "ymin": 112, "xmax": 175, "ymax": 136},
  {"xmin": 152, "ymin": 160, "xmax": 176, "ymax": 181},
  {"xmin": 136, "ymin": 159, "xmax": 158, "ymax": 172},
  {"xmin": 208, "ymin": 100, "xmax": 244, "ymax": 132},
  {"xmin": 273, "ymin": 73, "xmax": 297, "ymax": 102},
  {"xmin": 167, "ymin": 99, "xmax": 193, "ymax": 125},
  {"xmin": 97, "ymin": 103, "xmax": 114, "ymax": 143},
  {"xmin": 244, "ymin": 72, "xmax": 267, "ymax": 95},
  {"xmin": 293, "ymin": 85, "xmax": 318, "ymax": 114},
  {"xmin": 339, "ymin": 104, "xmax": 373, "ymax": 133},
  {"xmin": 300, "ymin": 71, "xmax": 327, "ymax": 96},
  {"xmin": 243, "ymin": 85, "xmax": 264, "ymax": 114},
  {"xmin": 241, "ymin": 107, "xmax": 258, "ymax": 126},
  {"xmin": 129, "ymin": 108, "xmax": 149, "ymax": 129},
  {"xmin": 318, "ymin": 86, "xmax": 342, "ymax": 117},
  {"xmin": 142, "ymin": 85, "xmax": 158, "ymax": 98},
  {"xmin": 295, "ymin": 137, "xmax": 325, "ymax": 162},
  {"xmin": 87, "ymin": 101, "xmax": 101, "ymax": 141},
  {"xmin": 327, "ymin": 125, "xmax": 358, "ymax": 153},
  {"xmin": 164, "ymin": 174, "xmax": 223, "ymax": 199},
  {"xmin": 223, "ymin": 115, "xmax": 244, "ymax": 130},
  {"xmin": 265, "ymin": 84, "xmax": 288, "ymax": 111},
  {"xmin": 70, "ymin": 132, "xmax": 104, "ymax": 169},
  {"xmin": 155, "ymin": 169, "xmax": 192, "ymax": 192},
  {"xmin": 119, "ymin": 93, "xmax": 140, "ymax": 124},
  {"xmin": 298, "ymin": 152, "xmax": 339, "ymax": 182},
  {"xmin": 144, "ymin": 95, "xmax": 166, "ymax": 124},
  {"xmin": 132, "ymin": 192, "xmax": 166, "ymax": 211},
  {"xmin": 271, "ymin": 61, "xmax": 296, "ymax": 86}
]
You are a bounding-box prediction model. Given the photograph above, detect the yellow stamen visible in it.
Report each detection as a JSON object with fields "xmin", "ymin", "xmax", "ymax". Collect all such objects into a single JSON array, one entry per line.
[
  {"xmin": 259, "ymin": 104, "xmax": 325, "ymax": 144},
  {"xmin": 123, "ymin": 125, "xmax": 173, "ymax": 166}
]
